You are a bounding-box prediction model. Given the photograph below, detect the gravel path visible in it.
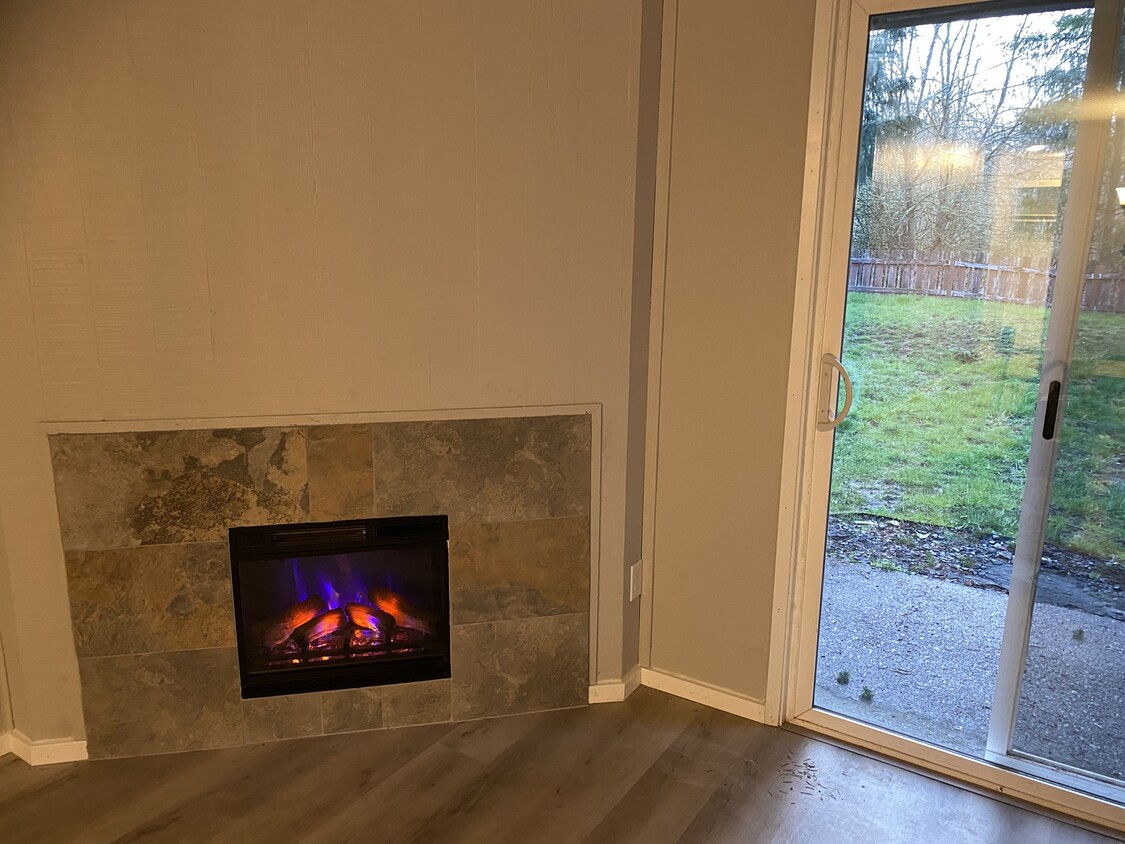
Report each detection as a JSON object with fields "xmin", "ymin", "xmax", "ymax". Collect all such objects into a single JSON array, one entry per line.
[{"xmin": 815, "ymin": 558, "xmax": 1125, "ymax": 782}]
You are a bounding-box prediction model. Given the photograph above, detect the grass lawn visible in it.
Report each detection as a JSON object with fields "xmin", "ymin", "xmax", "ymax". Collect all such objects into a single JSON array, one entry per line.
[{"xmin": 830, "ymin": 292, "xmax": 1124, "ymax": 562}]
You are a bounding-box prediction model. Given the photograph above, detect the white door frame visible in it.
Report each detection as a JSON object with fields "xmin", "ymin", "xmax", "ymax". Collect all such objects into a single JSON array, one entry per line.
[{"xmin": 768, "ymin": 0, "xmax": 1125, "ymax": 831}]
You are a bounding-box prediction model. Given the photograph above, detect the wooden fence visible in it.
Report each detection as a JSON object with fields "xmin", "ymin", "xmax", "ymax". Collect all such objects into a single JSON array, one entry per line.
[{"xmin": 848, "ymin": 250, "xmax": 1125, "ymax": 313}]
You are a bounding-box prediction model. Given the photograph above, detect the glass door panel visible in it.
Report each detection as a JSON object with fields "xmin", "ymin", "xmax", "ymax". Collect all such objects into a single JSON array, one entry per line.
[
  {"xmin": 1007, "ymin": 49, "xmax": 1125, "ymax": 786},
  {"xmin": 815, "ymin": 2, "xmax": 1093, "ymax": 760}
]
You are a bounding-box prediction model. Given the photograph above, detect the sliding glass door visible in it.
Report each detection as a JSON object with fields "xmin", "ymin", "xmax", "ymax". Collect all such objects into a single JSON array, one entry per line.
[
  {"xmin": 803, "ymin": 0, "xmax": 1124, "ymax": 807},
  {"xmin": 988, "ymin": 19, "xmax": 1125, "ymax": 792}
]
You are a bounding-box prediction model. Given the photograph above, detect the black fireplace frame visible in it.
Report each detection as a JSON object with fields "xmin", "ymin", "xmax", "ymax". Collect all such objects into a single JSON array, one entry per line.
[{"xmin": 228, "ymin": 515, "xmax": 452, "ymax": 699}]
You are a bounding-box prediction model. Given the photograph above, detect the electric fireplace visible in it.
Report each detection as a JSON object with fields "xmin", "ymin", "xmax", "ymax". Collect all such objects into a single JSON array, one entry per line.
[{"xmin": 229, "ymin": 515, "xmax": 451, "ymax": 699}]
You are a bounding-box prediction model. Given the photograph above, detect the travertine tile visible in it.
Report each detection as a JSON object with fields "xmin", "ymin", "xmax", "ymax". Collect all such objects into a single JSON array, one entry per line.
[
  {"xmin": 66, "ymin": 542, "xmax": 234, "ymax": 657},
  {"xmin": 370, "ymin": 415, "xmax": 591, "ymax": 524},
  {"xmin": 306, "ymin": 424, "xmax": 374, "ymax": 521},
  {"xmin": 321, "ymin": 688, "xmax": 383, "ymax": 734},
  {"xmin": 50, "ymin": 427, "xmax": 309, "ymax": 550},
  {"xmin": 57, "ymin": 417, "xmax": 594, "ymax": 758},
  {"xmin": 449, "ymin": 517, "xmax": 590, "ymax": 624},
  {"xmin": 381, "ymin": 679, "xmax": 452, "ymax": 728},
  {"xmin": 79, "ymin": 649, "xmax": 244, "ymax": 758},
  {"xmin": 242, "ymin": 694, "xmax": 323, "ymax": 743},
  {"xmin": 451, "ymin": 614, "xmax": 588, "ymax": 720}
]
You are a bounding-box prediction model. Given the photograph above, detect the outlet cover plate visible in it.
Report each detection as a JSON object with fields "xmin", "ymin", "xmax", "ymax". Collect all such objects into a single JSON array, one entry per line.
[{"xmin": 629, "ymin": 559, "xmax": 642, "ymax": 601}]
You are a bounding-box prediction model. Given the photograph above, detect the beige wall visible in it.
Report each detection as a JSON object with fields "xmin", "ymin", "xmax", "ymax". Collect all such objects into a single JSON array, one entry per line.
[
  {"xmin": 0, "ymin": 656, "xmax": 10, "ymax": 736},
  {"xmin": 621, "ymin": 0, "xmax": 665, "ymax": 671},
  {"xmin": 0, "ymin": 644, "xmax": 10, "ymax": 735},
  {"xmin": 648, "ymin": 0, "xmax": 816, "ymax": 699},
  {"xmin": 0, "ymin": 514, "xmax": 13, "ymax": 736},
  {"xmin": 0, "ymin": 0, "xmax": 649, "ymax": 742}
]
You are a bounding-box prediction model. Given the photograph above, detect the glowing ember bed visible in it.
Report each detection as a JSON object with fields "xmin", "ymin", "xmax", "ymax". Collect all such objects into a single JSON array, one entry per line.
[{"xmin": 228, "ymin": 516, "xmax": 451, "ymax": 698}]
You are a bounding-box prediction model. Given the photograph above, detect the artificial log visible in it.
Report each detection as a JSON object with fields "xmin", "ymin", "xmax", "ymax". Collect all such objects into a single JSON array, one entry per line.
[
  {"xmin": 294, "ymin": 608, "xmax": 347, "ymax": 644},
  {"xmin": 345, "ymin": 602, "xmax": 396, "ymax": 639},
  {"xmin": 370, "ymin": 588, "xmax": 435, "ymax": 634},
  {"xmin": 255, "ymin": 596, "xmax": 327, "ymax": 651}
]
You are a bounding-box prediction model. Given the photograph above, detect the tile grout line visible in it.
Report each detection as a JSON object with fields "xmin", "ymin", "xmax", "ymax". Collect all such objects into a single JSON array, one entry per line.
[
  {"xmin": 61, "ymin": 512, "xmax": 594, "ymax": 555},
  {"xmin": 76, "ymin": 610, "xmax": 592, "ymax": 661}
]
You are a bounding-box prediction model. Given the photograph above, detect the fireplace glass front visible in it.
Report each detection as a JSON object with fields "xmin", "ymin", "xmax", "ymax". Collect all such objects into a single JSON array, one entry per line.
[{"xmin": 229, "ymin": 516, "xmax": 451, "ymax": 698}]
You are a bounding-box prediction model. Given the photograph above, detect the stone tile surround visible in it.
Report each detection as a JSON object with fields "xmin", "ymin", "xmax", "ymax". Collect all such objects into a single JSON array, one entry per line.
[{"xmin": 49, "ymin": 415, "xmax": 592, "ymax": 759}]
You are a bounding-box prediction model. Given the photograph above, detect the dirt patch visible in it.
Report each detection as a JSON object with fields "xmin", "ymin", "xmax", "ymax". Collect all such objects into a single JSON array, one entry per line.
[{"xmin": 827, "ymin": 514, "xmax": 1125, "ymax": 621}]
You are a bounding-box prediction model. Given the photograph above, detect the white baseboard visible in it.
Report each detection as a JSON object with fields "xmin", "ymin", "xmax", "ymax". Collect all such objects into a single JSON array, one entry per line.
[
  {"xmin": 640, "ymin": 668, "xmax": 767, "ymax": 722},
  {"xmin": 9, "ymin": 729, "xmax": 87, "ymax": 765},
  {"xmin": 588, "ymin": 665, "xmax": 643, "ymax": 704},
  {"xmin": 0, "ymin": 731, "xmax": 11, "ymax": 758}
]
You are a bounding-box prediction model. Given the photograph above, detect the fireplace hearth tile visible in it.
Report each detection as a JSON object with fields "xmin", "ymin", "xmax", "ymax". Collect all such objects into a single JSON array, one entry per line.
[
  {"xmin": 66, "ymin": 542, "xmax": 234, "ymax": 657},
  {"xmin": 50, "ymin": 428, "xmax": 309, "ymax": 550},
  {"xmin": 370, "ymin": 416, "xmax": 591, "ymax": 524},
  {"xmin": 321, "ymin": 688, "xmax": 384, "ymax": 734},
  {"xmin": 79, "ymin": 648, "xmax": 244, "ymax": 758},
  {"xmin": 54, "ymin": 414, "xmax": 593, "ymax": 758},
  {"xmin": 381, "ymin": 679, "xmax": 452, "ymax": 728},
  {"xmin": 306, "ymin": 424, "xmax": 374, "ymax": 521},
  {"xmin": 449, "ymin": 517, "xmax": 590, "ymax": 624},
  {"xmin": 243, "ymin": 694, "xmax": 324, "ymax": 743},
  {"xmin": 451, "ymin": 613, "xmax": 588, "ymax": 721}
]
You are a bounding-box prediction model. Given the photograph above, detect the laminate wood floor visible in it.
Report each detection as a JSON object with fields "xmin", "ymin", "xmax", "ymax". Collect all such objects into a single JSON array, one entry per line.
[{"xmin": 0, "ymin": 688, "xmax": 1118, "ymax": 843}]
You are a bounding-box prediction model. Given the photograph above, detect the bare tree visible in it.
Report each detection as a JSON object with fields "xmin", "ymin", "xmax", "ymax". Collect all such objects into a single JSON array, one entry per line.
[{"xmin": 854, "ymin": 13, "xmax": 1089, "ymax": 258}]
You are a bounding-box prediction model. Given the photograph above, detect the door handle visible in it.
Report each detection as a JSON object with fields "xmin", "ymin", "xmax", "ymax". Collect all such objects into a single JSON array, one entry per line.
[
  {"xmin": 1042, "ymin": 380, "xmax": 1061, "ymax": 440},
  {"xmin": 817, "ymin": 353, "xmax": 854, "ymax": 432}
]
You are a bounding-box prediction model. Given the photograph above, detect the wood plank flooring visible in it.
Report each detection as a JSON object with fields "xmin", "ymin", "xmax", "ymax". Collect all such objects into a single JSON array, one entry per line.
[{"xmin": 0, "ymin": 688, "xmax": 1118, "ymax": 843}]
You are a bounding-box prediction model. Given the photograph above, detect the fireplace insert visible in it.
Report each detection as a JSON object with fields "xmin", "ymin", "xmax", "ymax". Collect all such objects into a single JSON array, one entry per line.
[{"xmin": 229, "ymin": 515, "xmax": 451, "ymax": 699}]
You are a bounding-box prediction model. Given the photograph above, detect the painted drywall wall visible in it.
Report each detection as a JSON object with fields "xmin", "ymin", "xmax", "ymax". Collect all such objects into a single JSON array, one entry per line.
[
  {"xmin": 0, "ymin": 515, "xmax": 13, "ymax": 737},
  {"xmin": 648, "ymin": 0, "xmax": 816, "ymax": 699},
  {"xmin": 0, "ymin": 0, "xmax": 649, "ymax": 743},
  {"xmin": 0, "ymin": 664, "xmax": 9, "ymax": 737},
  {"xmin": 621, "ymin": 0, "xmax": 665, "ymax": 672},
  {"xmin": 0, "ymin": 635, "xmax": 10, "ymax": 737}
]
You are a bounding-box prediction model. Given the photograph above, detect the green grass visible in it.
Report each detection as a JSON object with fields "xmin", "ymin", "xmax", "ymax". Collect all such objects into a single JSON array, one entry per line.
[{"xmin": 829, "ymin": 293, "xmax": 1124, "ymax": 560}]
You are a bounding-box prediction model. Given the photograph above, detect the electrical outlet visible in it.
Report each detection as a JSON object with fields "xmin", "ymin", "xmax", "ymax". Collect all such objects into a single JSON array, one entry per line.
[{"xmin": 629, "ymin": 559, "xmax": 642, "ymax": 601}]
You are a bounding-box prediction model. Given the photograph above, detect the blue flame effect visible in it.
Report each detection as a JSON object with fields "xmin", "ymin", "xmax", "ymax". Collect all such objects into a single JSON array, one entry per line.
[{"xmin": 287, "ymin": 554, "xmax": 376, "ymax": 610}]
